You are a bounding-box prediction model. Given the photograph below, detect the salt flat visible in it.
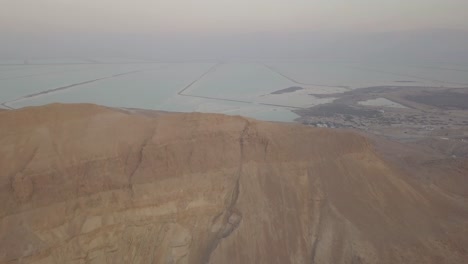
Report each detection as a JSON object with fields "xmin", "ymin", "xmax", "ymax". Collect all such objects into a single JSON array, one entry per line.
[{"xmin": 358, "ymin": 97, "xmax": 407, "ymax": 108}]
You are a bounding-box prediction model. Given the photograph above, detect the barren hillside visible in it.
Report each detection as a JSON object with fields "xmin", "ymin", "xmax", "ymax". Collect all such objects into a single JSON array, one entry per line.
[{"xmin": 0, "ymin": 104, "xmax": 467, "ymax": 264}]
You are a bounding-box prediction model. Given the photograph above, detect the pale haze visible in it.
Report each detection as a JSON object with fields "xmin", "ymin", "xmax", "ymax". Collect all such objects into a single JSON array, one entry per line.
[
  {"xmin": 1, "ymin": 0, "xmax": 468, "ymax": 32},
  {"xmin": 1, "ymin": 0, "xmax": 468, "ymax": 61},
  {"xmin": 2, "ymin": 1, "xmax": 468, "ymax": 263}
]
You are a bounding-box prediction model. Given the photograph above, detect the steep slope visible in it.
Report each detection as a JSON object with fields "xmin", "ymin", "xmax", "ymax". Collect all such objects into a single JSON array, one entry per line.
[{"xmin": 0, "ymin": 104, "xmax": 467, "ymax": 264}]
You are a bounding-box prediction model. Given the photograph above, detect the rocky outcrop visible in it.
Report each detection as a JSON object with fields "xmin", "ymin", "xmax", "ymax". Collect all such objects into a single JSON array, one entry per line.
[{"xmin": 0, "ymin": 104, "xmax": 467, "ymax": 264}]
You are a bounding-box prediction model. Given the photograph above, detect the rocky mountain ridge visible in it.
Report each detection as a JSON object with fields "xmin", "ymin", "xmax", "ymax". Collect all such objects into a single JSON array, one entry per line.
[{"xmin": 0, "ymin": 104, "xmax": 466, "ymax": 264}]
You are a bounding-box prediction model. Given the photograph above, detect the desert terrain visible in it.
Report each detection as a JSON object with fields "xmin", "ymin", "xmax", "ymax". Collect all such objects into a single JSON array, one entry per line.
[
  {"xmin": 292, "ymin": 86, "xmax": 468, "ymax": 158},
  {"xmin": 0, "ymin": 104, "xmax": 467, "ymax": 263}
]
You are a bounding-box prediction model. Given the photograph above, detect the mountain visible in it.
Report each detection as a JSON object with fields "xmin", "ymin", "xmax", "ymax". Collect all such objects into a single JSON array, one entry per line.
[{"xmin": 0, "ymin": 104, "xmax": 467, "ymax": 263}]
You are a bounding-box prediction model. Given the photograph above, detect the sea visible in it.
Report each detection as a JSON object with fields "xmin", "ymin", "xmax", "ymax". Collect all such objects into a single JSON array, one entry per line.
[{"xmin": 1, "ymin": 58, "xmax": 467, "ymax": 122}]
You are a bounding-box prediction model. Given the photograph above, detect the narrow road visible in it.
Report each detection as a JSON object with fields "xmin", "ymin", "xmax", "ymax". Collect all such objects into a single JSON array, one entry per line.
[
  {"xmin": 0, "ymin": 67, "xmax": 91, "ymax": 81},
  {"xmin": 177, "ymin": 63, "xmax": 305, "ymax": 109},
  {"xmin": 178, "ymin": 63, "xmax": 221, "ymax": 95},
  {"xmin": 262, "ymin": 63, "xmax": 351, "ymax": 90},
  {"xmin": 2, "ymin": 70, "xmax": 146, "ymax": 107},
  {"xmin": 0, "ymin": 103, "xmax": 14, "ymax": 110}
]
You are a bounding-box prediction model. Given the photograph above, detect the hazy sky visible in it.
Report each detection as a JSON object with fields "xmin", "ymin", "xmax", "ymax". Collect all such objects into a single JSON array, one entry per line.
[
  {"xmin": 2, "ymin": 0, "xmax": 468, "ymax": 61},
  {"xmin": 1, "ymin": 0, "xmax": 468, "ymax": 33}
]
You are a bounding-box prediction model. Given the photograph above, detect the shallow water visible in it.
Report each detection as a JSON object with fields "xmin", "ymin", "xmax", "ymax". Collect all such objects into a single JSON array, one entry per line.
[
  {"xmin": 266, "ymin": 62, "xmax": 447, "ymax": 89},
  {"xmin": 1, "ymin": 59, "xmax": 466, "ymax": 122},
  {"xmin": 9, "ymin": 63, "xmax": 214, "ymax": 110}
]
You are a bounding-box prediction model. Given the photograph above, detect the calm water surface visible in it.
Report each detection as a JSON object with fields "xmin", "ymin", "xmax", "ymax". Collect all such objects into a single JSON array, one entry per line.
[{"xmin": 1, "ymin": 59, "xmax": 467, "ymax": 122}]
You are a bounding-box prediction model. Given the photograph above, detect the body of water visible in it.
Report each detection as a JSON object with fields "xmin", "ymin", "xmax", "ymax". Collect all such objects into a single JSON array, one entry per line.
[{"xmin": 1, "ymin": 59, "xmax": 467, "ymax": 122}]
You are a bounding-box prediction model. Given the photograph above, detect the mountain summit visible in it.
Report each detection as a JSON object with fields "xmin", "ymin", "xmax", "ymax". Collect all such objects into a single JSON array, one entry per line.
[{"xmin": 1, "ymin": 104, "xmax": 467, "ymax": 263}]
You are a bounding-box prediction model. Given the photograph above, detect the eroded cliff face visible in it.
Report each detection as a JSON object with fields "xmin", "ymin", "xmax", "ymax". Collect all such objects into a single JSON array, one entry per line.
[{"xmin": 0, "ymin": 104, "xmax": 467, "ymax": 264}]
